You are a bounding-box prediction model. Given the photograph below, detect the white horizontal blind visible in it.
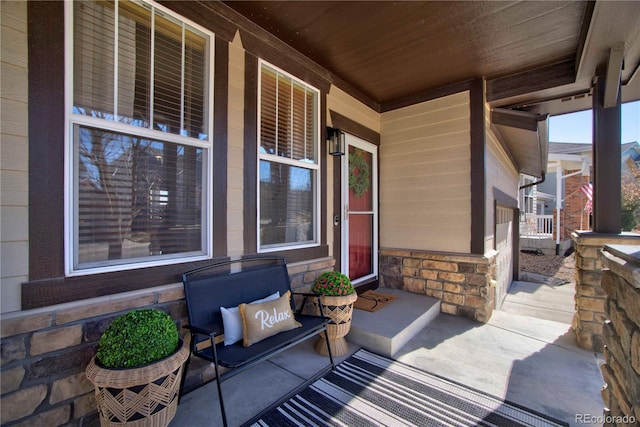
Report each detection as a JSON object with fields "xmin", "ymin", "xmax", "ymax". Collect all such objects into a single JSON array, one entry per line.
[
  {"xmin": 73, "ymin": 0, "xmax": 208, "ymax": 138},
  {"xmin": 258, "ymin": 63, "xmax": 319, "ymax": 250},
  {"xmin": 70, "ymin": 0, "xmax": 211, "ymax": 271},
  {"xmin": 259, "ymin": 65, "xmax": 317, "ymax": 162}
]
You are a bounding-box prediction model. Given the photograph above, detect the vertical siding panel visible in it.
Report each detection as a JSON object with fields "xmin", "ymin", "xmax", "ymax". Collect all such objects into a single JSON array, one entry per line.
[
  {"xmin": 1, "ymin": 0, "xmax": 29, "ymax": 313},
  {"xmin": 380, "ymin": 92, "xmax": 471, "ymax": 253}
]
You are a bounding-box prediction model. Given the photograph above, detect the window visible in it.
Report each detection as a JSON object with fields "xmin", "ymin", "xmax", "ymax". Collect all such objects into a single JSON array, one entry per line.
[
  {"xmin": 258, "ymin": 62, "xmax": 320, "ymax": 251},
  {"xmin": 519, "ymin": 177, "xmax": 535, "ymax": 221},
  {"xmin": 67, "ymin": 0, "xmax": 213, "ymax": 274}
]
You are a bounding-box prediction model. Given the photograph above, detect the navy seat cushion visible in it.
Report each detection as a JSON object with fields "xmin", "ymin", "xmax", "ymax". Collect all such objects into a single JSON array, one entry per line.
[{"xmin": 199, "ymin": 314, "xmax": 326, "ymax": 368}]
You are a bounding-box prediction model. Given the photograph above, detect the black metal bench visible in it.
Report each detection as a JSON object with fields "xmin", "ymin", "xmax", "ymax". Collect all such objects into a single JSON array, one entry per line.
[{"xmin": 181, "ymin": 256, "xmax": 335, "ymax": 426}]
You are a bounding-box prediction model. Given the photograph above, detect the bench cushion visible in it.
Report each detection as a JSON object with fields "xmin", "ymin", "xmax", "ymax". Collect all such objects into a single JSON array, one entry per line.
[
  {"xmin": 239, "ymin": 291, "xmax": 301, "ymax": 346},
  {"xmin": 197, "ymin": 314, "xmax": 326, "ymax": 368}
]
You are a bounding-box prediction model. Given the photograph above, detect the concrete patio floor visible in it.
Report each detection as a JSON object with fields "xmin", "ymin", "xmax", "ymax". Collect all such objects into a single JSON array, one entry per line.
[{"xmin": 171, "ymin": 280, "xmax": 605, "ymax": 427}]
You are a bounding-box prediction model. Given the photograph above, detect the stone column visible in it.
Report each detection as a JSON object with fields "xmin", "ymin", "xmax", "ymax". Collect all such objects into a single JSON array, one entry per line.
[
  {"xmin": 571, "ymin": 231, "xmax": 640, "ymax": 352},
  {"xmin": 599, "ymin": 245, "xmax": 640, "ymax": 424}
]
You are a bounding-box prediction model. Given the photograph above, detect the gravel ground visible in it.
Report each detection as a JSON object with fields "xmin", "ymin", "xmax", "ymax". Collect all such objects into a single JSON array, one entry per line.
[{"xmin": 519, "ymin": 251, "xmax": 576, "ymax": 284}]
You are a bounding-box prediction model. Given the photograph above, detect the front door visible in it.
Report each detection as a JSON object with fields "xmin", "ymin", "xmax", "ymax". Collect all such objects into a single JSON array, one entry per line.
[{"xmin": 341, "ymin": 134, "xmax": 378, "ymax": 285}]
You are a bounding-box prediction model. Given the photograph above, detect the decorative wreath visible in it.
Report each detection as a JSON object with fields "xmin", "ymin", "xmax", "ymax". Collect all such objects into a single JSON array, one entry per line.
[{"xmin": 348, "ymin": 148, "xmax": 370, "ymax": 198}]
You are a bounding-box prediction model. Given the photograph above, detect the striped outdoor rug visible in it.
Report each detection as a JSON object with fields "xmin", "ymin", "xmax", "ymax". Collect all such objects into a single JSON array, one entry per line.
[{"xmin": 249, "ymin": 349, "xmax": 568, "ymax": 427}]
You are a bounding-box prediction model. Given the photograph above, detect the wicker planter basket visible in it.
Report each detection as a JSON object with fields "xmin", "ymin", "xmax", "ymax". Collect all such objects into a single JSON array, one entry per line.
[
  {"xmin": 313, "ymin": 292, "xmax": 358, "ymax": 356},
  {"xmin": 86, "ymin": 339, "xmax": 190, "ymax": 427}
]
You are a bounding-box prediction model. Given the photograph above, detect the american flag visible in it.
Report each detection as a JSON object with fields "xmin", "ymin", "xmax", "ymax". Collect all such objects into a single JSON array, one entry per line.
[{"xmin": 580, "ymin": 183, "xmax": 593, "ymax": 214}]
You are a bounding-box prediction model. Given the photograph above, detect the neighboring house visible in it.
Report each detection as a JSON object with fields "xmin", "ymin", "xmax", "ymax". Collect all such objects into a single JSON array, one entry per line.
[
  {"xmin": 1, "ymin": 1, "xmax": 637, "ymax": 425},
  {"xmin": 622, "ymin": 141, "xmax": 640, "ymax": 173},
  {"xmin": 520, "ymin": 141, "xmax": 640, "ymax": 254}
]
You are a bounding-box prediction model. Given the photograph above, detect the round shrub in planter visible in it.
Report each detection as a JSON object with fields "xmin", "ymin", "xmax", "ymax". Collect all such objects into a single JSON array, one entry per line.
[
  {"xmin": 86, "ymin": 309, "xmax": 190, "ymax": 427},
  {"xmin": 312, "ymin": 270, "xmax": 355, "ymax": 297},
  {"xmin": 97, "ymin": 308, "xmax": 180, "ymax": 369},
  {"xmin": 311, "ymin": 271, "xmax": 358, "ymax": 357}
]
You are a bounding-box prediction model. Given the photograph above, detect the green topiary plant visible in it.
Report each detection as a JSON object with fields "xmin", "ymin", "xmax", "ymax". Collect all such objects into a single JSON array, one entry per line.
[
  {"xmin": 312, "ymin": 271, "xmax": 354, "ymax": 296},
  {"xmin": 97, "ymin": 308, "xmax": 179, "ymax": 369}
]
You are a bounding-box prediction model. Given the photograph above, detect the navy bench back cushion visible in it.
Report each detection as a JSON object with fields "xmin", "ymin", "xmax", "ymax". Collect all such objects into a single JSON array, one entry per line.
[{"xmin": 183, "ymin": 259, "xmax": 293, "ymax": 335}]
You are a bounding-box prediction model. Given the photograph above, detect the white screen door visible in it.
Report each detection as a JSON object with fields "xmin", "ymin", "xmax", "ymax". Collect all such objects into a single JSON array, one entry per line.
[{"xmin": 341, "ymin": 134, "xmax": 378, "ymax": 284}]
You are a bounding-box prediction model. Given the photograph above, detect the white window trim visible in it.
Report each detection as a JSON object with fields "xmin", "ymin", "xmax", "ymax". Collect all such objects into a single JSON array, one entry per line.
[
  {"xmin": 257, "ymin": 60, "xmax": 321, "ymax": 252},
  {"xmin": 64, "ymin": 0, "xmax": 215, "ymax": 276}
]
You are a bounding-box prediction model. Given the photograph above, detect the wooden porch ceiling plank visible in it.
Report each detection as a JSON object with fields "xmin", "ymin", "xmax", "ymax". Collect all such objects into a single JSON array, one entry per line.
[{"xmin": 223, "ymin": 1, "xmax": 588, "ymax": 108}]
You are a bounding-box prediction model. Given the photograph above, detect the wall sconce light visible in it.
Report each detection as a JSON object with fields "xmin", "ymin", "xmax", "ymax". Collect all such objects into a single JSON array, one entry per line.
[{"xmin": 327, "ymin": 127, "xmax": 345, "ymax": 156}]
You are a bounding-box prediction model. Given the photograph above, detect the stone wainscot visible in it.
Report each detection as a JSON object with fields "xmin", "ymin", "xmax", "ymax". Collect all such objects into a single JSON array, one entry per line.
[
  {"xmin": 0, "ymin": 257, "xmax": 334, "ymax": 427},
  {"xmin": 380, "ymin": 248, "xmax": 497, "ymax": 323}
]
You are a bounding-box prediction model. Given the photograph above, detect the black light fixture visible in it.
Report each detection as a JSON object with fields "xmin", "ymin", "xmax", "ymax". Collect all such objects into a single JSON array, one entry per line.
[{"xmin": 327, "ymin": 127, "xmax": 345, "ymax": 156}]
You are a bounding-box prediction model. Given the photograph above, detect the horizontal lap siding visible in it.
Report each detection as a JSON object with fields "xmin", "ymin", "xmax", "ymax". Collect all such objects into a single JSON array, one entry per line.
[
  {"xmin": 327, "ymin": 85, "xmax": 380, "ymax": 133},
  {"xmin": 1, "ymin": 0, "xmax": 29, "ymax": 313},
  {"xmin": 486, "ymin": 112, "xmax": 519, "ymax": 306},
  {"xmin": 485, "ymin": 126, "xmax": 519, "ymax": 251},
  {"xmin": 380, "ymin": 92, "xmax": 471, "ymax": 253}
]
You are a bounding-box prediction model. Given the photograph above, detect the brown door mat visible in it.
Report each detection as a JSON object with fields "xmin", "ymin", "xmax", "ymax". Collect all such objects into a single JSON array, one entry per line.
[{"xmin": 354, "ymin": 290, "xmax": 399, "ymax": 312}]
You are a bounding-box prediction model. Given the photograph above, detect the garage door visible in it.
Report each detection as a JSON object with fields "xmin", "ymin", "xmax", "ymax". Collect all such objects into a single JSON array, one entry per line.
[{"xmin": 495, "ymin": 206, "xmax": 514, "ymax": 308}]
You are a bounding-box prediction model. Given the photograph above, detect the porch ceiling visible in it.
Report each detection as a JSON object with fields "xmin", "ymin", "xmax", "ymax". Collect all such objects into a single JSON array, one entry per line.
[{"xmin": 223, "ymin": 0, "xmax": 640, "ymax": 115}]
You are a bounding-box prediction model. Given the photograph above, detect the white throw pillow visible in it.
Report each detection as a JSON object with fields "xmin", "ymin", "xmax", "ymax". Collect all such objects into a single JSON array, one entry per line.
[{"xmin": 220, "ymin": 291, "xmax": 280, "ymax": 345}]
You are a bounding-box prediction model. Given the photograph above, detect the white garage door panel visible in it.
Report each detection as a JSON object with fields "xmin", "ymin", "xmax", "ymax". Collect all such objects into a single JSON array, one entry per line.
[{"xmin": 495, "ymin": 207, "xmax": 513, "ymax": 308}]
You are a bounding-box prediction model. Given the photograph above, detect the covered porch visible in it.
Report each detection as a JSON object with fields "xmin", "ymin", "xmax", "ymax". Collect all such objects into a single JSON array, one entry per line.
[
  {"xmin": 2, "ymin": 0, "xmax": 640, "ymax": 426},
  {"xmin": 172, "ymin": 284, "xmax": 602, "ymax": 426}
]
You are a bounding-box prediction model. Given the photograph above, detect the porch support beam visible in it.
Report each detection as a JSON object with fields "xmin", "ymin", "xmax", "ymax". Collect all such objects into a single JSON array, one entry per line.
[
  {"xmin": 592, "ymin": 75, "xmax": 622, "ymax": 233},
  {"xmin": 486, "ymin": 59, "xmax": 576, "ymax": 103},
  {"xmin": 470, "ymin": 78, "xmax": 486, "ymax": 255}
]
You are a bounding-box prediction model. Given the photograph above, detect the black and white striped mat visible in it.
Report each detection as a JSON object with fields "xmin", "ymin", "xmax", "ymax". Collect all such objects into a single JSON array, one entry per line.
[{"xmin": 249, "ymin": 349, "xmax": 568, "ymax": 427}]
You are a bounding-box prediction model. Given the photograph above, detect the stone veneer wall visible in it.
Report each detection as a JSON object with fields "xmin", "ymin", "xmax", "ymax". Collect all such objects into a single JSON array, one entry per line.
[
  {"xmin": 0, "ymin": 257, "xmax": 333, "ymax": 427},
  {"xmin": 599, "ymin": 245, "xmax": 640, "ymax": 424},
  {"xmin": 379, "ymin": 249, "xmax": 496, "ymax": 323},
  {"xmin": 571, "ymin": 232, "xmax": 640, "ymax": 353}
]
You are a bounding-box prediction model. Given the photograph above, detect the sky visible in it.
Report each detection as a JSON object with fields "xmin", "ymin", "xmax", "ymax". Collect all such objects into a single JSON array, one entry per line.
[{"xmin": 549, "ymin": 100, "xmax": 640, "ymax": 144}]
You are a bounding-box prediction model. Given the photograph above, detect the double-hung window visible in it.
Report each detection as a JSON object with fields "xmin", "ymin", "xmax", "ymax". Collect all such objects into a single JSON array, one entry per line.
[
  {"xmin": 258, "ymin": 62, "xmax": 320, "ymax": 251},
  {"xmin": 67, "ymin": 0, "xmax": 213, "ymax": 274}
]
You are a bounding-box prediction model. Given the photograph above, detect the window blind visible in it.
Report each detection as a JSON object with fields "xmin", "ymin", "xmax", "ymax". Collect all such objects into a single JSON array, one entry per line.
[
  {"xmin": 259, "ymin": 63, "xmax": 319, "ymax": 249},
  {"xmin": 75, "ymin": 125, "xmax": 203, "ymax": 267},
  {"xmin": 73, "ymin": 0, "xmax": 208, "ymax": 138},
  {"xmin": 71, "ymin": 0, "xmax": 210, "ymax": 270},
  {"xmin": 260, "ymin": 65, "xmax": 317, "ymax": 163}
]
